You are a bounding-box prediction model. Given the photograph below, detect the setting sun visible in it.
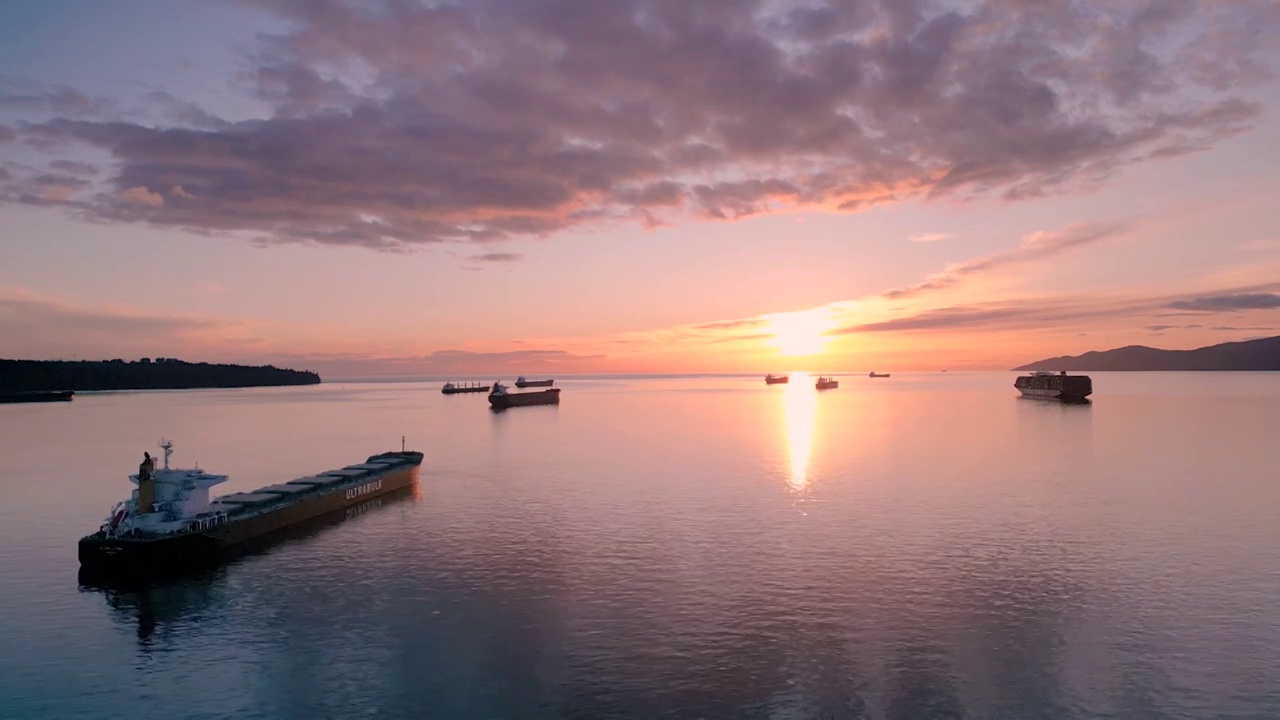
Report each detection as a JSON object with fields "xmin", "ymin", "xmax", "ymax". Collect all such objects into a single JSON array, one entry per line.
[{"xmin": 764, "ymin": 308, "xmax": 840, "ymax": 357}]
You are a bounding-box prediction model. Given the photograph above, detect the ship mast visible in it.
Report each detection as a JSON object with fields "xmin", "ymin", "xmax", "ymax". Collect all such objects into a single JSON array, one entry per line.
[{"xmin": 159, "ymin": 437, "xmax": 173, "ymax": 470}]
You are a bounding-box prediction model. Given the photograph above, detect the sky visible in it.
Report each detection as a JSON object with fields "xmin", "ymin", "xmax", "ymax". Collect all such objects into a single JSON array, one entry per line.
[{"xmin": 2, "ymin": 0, "xmax": 1279, "ymax": 376}]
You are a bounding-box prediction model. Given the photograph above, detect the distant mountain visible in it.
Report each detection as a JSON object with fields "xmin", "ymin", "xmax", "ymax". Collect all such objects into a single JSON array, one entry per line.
[{"xmin": 1012, "ymin": 335, "xmax": 1280, "ymax": 371}]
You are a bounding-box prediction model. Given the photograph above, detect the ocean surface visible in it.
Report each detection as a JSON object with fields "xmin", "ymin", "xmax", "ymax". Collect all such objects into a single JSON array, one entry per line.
[{"xmin": 1, "ymin": 372, "xmax": 1278, "ymax": 719}]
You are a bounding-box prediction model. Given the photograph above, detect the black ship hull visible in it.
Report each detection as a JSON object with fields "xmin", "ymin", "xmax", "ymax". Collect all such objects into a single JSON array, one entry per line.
[
  {"xmin": 78, "ymin": 453, "xmax": 421, "ymax": 576},
  {"xmin": 514, "ymin": 379, "xmax": 554, "ymax": 388},
  {"xmin": 0, "ymin": 390, "xmax": 74, "ymax": 403},
  {"xmin": 489, "ymin": 388, "xmax": 560, "ymax": 409}
]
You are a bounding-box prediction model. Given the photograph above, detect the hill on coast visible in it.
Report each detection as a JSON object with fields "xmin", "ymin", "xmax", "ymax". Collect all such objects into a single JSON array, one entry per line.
[
  {"xmin": 1012, "ymin": 335, "xmax": 1280, "ymax": 371},
  {"xmin": 0, "ymin": 358, "xmax": 321, "ymax": 392}
]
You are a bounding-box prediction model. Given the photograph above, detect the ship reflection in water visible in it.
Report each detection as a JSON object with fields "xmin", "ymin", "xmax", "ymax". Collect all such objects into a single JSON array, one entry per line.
[{"xmin": 781, "ymin": 371, "xmax": 818, "ymax": 493}]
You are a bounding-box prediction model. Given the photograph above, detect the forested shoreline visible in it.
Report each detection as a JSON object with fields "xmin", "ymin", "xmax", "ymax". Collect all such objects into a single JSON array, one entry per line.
[{"xmin": 0, "ymin": 358, "xmax": 321, "ymax": 392}]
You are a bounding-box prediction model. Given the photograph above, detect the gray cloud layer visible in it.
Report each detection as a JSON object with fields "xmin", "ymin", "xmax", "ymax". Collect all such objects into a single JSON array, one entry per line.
[
  {"xmin": 1165, "ymin": 293, "xmax": 1280, "ymax": 312},
  {"xmin": 834, "ymin": 284, "xmax": 1280, "ymax": 336},
  {"xmin": 2, "ymin": 0, "xmax": 1275, "ymax": 250}
]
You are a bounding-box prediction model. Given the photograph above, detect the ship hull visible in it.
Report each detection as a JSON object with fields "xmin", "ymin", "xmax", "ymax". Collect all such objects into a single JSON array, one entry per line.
[
  {"xmin": 489, "ymin": 388, "xmax": 560, "ymax": 409},
  {"xmin": 514, "ymin": 379, "xmax": 554, "ymax": 388},
  {"xmin": 78, "ymin": 454, "xmax": 421, "ymax": 576},
  {"xmin": 1016, "ymin": 387, "xmax": 1092, "ymax": 401},
  {"xmin": 765, "ymin": 377, "xmax": 788, "ymax": 384},
  {"xmin": 0, "ymin": 390, "xmax": 74, "ymax": 403}
]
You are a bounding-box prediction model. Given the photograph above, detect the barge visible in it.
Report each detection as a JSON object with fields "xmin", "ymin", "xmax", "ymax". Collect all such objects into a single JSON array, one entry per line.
[
  {"xmin": 488, "ymin": 382, "xmax": 560, "ymax": 409},
  {"xmin": 1014, "ymin": 370, "xmax": 1093, "ymax": 401},
  {"xmin": 78, "ymin": 439, "xmax": 422, "ymax": 575}
]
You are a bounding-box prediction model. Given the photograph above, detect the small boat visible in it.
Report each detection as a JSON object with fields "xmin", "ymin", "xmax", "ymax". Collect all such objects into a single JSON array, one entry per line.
[
  {"xmin": 1014, "ymin": 370, "xmax": 1092, "ymax": 401},
  {"xmin": 815, "ymin": 376, "xmax": 839, "ymax": 390},
  {"xmin": 441, "ymin": 382, "xmax": 488, "ymax": 394},
  {"xmin": 764, "ymin": 374, "xmax": 789, "ymax": 385},
  {"xmin": 869, "ymin": 372, "xmax": 890, "ymax": 378},
  {"xmin": 489, "ymin": 382, "xmax": 560, "ymax": 409},
  {"xmin": 0, "ymin": 389, "xmax": 74, "ymax": 404},
  {"xmin": 514, "ymin": 376, "xmax": 555, "ymax": 388}
]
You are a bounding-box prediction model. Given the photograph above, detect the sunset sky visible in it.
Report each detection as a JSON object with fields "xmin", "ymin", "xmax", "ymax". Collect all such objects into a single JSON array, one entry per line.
[{"xmin": 2, "ymin": 0, "xmax": 1279, "ymax": 375}]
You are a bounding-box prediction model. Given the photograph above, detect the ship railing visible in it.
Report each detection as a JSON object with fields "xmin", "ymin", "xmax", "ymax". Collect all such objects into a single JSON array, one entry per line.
[{"xmin": 188, "ymin": 513, "xmax": 230, "ymax": 533}]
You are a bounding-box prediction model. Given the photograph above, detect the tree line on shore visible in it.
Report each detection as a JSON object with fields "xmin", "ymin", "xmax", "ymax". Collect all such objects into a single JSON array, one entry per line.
[{"xmin": 0, "ymin": 358, "xmax": 321, "ymax": 392}]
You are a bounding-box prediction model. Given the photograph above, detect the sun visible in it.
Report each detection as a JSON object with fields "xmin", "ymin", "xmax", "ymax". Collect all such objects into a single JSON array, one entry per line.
[{"xmin": 764, "ymin": 308, "xmax": 838, "ymax": 357}]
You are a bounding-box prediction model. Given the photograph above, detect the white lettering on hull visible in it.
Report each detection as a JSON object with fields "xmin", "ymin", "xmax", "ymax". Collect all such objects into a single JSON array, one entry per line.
[{"xmin": 345, "ymin": 478, "xmax": 384, "ymax": 500}]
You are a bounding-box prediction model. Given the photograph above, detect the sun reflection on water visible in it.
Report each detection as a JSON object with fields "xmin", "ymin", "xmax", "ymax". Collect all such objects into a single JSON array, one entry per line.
[{"xmin": 781, "ymin": 372, "xmax": 818, "ymax": 492}]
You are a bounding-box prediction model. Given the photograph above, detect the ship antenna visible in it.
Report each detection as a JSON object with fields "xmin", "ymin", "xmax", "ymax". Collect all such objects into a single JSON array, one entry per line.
[{"xmin": 159, "ymin": 437, "xmax": 173, "ymax": 470}]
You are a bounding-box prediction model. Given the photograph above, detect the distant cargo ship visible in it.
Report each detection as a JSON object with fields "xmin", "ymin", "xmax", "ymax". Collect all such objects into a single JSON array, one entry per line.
[
  {"xmin": 1014, "ymin": 370, "xmax": 1092, "ymax": 401},
  {"xmin": 816, "ymin": 376, "xmax": 839, "ymax": 390},
  {"xmin": 514, "ymin": 376, "xmax": 555, "ymax": 388},
  {"xmin": 78, "ymin": 439, "xmax": 422, "ymax": 575},
  {"xmin": 441, "ymin": 382, "xmax": 488, "ymax": 394},
  {"xmin": 488, "ymin": 382, "xmax": 560, "ymax": 409},
  {"xmin": 0, "ymin": 390, "xmax": 74, "ymax": 403},
  {"xmin": 869, "ymin": 372, "xmax": 890, "ymax": 378},
  {"xmin": 764, "ymin": 374, "xmax": 789, "ymax": 384}
]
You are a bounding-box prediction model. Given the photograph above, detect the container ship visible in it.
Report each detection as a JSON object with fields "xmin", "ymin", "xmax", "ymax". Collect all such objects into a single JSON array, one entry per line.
[
  {"xmin": 1014, "ymin": 370, "xmax": 1092, "ymax": 401},
  {"xmin": 78, "ymin": 439, "xmax": 422, "ymax": 575}
]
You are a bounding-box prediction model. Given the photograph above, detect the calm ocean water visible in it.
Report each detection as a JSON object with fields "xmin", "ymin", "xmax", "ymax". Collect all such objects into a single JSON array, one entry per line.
[{"xmin": 1, "ymin": 372, "xmax": 1278, "ymax": 719}]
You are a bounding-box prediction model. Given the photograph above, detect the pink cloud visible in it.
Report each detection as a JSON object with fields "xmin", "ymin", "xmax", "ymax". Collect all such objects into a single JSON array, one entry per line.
[{"xmin": 0, "ymin": 1, "xmax": 1269, "ymax": 251}]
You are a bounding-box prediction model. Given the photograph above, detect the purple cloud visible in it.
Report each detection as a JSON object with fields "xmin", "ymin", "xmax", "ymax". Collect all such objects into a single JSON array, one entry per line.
[
  {"xmin": 833, "ymin": 283, "xmax": 1280, "ymax": 336},
  {"xmin": 1166, "ymin": 293, "xmax": 1280, "ymax": 312},
  {"xmin": 3, "ymin": 0, "xmax": 1275, "ymax": 250}
]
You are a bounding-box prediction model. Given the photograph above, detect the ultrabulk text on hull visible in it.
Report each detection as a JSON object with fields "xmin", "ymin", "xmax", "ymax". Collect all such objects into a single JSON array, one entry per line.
[{"xmin": 78, "ymin": 439, "xmax": 423, "ymax": 575}]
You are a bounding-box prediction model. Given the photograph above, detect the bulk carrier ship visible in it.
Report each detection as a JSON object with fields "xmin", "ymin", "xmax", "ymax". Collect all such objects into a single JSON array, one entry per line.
[{"xmin": 78, "ymin": 439, "xmax": 422, "ymax": 575}]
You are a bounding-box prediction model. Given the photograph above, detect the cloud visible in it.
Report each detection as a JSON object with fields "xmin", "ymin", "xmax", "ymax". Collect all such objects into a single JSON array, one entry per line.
[
  {"xmin": 0, "ymin": 126, "xmax": 14, "ymax": 143},
  {"xmin": 1, "ymin": 0, "xmax": 1272, "ymax": 251},
  {"xmin": 907, "ymin": 232, "xmax": 951, "ymax": 243},
  {"xmin": 467, "ymin": 252, "xmax": 523, "ymax": 263},
  {"xmin": 48, "ymin": 160, "xmax": 99, "ymax": 176},
  {"xmin": 121, "ymin": 186, "xmax": 164, "ymax": 207},
  {"xmin": 266, "ymin": 348, "xmax": 606, "ymax": 376},
  {"xmin": 693, "ymin": 318, "xmax": 767, "ymax": 331},
  {"xmin": 833, "ymin": 282, "xmax": 1280, "ymax": 336},
  {"xmin": 1165, "ymin": 293, "xmax": 1280, "ymax": 312},
  {"xmin": 0, "ymin": 287, "xmax": 238, "ymax": 359},
  {"xmin": 0, "ymin": 81, "xmax": 115, "ymax": 118},
  {"xmin": 883, "ymin": 220, "xmax": 1131, "ymax": 299}
]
